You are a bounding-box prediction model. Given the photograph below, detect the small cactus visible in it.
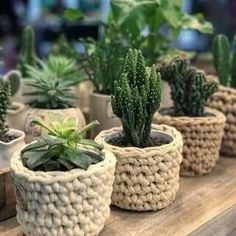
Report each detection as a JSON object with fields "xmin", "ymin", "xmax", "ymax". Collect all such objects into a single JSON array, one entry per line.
[
  {"xmin": 0, "ymin": 77, "xmax": 11, "ymax": 141},
  {"xmin": 112, "ymin": 49, "xmax": 162, "ymax": 147},
  {"xmin": 213, "ymin": 34, "xmax": 236, "ymax": 88},
  {"xmin": 18, "ymin": 25, "xmax": 38, "ymax": 78},
  {"xmin": 4, "ymin": 70, "xmax": 21, "ymax": 96},
  {"xmin": 158, "ymin": 57, "xmax": 218, "ymax": 117}
]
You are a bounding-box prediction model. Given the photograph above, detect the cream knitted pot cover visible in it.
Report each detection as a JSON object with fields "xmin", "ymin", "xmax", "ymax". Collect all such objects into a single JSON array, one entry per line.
[
  {"xmin": 208, "ymin": 85, "xmax": 236, "ymax": 156},
  {"xmin": 154, "ymin": 108, "xmax": 226, "ymax": 176},
  {"xmin": 10, "ymin": 150, "xmax": 116, "ymax": 236},
  {"xmin": 95, "ymin": 124, "xmax": 183, "ymax": 211}
]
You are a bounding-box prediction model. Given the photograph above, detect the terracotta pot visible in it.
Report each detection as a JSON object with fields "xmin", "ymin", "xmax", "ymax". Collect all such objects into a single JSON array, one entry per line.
[
  {"xmin": 0, "ymin": 129, "xmax": 25, "ymax": 163},
  {"xmin": 11, "ymin": 149, "xmax": 116, "ymax": 236},
  {"xmin": 207, "ymin": 82, "xmax": 236, "ymax": 156},
  {"xmin": 154, "ymin": 107, "xmax": 226, "ymax": 176},
  {"xmin": 20, "ymin": 107, "xmax": 86, "ymax": 143},
  {"xmin": 7, "ymin": 102, "xmax": 26, "ymax": 131},
  {"xmin": 95, "ymin": 125, "xmax": 183, "ymax": 211},
  {"xmin": 89, "ymin": 92, "xmax": 121, "ymax": 138}
]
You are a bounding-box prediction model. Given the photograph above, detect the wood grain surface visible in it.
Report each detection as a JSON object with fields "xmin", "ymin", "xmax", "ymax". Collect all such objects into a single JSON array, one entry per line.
[{"xmin": 1, "ymin": 157, "xmax": 236, "ymax": 236}]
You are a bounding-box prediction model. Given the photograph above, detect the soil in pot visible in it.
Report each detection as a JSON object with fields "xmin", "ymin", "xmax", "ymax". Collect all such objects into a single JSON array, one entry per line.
[{"xmin": 106, "ymin": 130, "xmax": 173, "ymax": 148}]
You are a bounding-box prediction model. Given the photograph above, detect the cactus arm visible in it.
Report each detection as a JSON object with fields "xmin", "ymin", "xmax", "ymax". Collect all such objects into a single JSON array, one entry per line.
[
  {"xmin": 212, "ymin": 35, "xmax": 230, "ymax": 86},
  {"xmin": 230, "ymin": 36, "xmax": 236, "ymax": 88},
  {"xmin": 4, "ymin": 70, "xmax": 21, "ymax": 96}
]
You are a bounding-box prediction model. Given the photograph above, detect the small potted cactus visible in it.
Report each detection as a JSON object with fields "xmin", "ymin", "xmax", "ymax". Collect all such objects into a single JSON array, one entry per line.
[
  {"xmin": 0, "ymin": 77, "xmax": 25, "ymax": 210},
  {"xmin": 20, "ymin": 56, "xmax": 86, "ymax": 143},
  {"xmin": 95, "ymin": 49, "xmax": 183, "ymax": 211},
  {"xmin": 207, "ymin": 35, "xmax": 236, "ymax": 156},
  {"xmin": 11, "ymin": 117, "xmax": 116, "ymax": 236},
  {"xmin": 154, "ymin": 57, "xmax": 226, "ymax": 176}
]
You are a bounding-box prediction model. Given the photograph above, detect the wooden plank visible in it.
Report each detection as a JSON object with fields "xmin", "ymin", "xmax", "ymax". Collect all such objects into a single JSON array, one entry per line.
[
  {"xmin": 1, "ymin": 157, "xmax": 236, "ymax": 236},
  {"xmin": 0, "ymin": 160, "xmax": 16, "ymax": 222}
]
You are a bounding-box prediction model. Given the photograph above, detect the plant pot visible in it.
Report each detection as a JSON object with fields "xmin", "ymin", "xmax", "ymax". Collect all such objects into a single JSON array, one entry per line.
[
  {"xmin": 154, "ymin": 108, "xmax": 226, "ymax": 176},
  {"xmin": 0, "ymin": 129, "xmax": 25, "ymax": 163},
  {"xmin": 95, "ymin": 125, "xmax": 183, "ymax": 211},
  {"xmin": 10, "ymin": 149, "xmax": 116, "ymax": 236},
  {"xmin": 89, "ymin": 93, "xmax": 121, "ymax": 138},
  {"xmin": 21, "ymin": 107, "xmax": 86, "ymax": 143},
  {"xmin": 7, "ymin": 102, "xmax": 26, "ymax": 131},
  {"xmin": 207, "ymin": 84, "xmax": 236, "ymax": 156},
  {"xmin": 12, "ymin": 81, "xmax": 34, "ymax": 104}
]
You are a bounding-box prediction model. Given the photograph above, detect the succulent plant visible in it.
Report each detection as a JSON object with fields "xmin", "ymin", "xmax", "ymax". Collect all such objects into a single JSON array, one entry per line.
[
  {"xmin": 21, "ymin": 117, "xmax": 104, "ymax": 171},
  {"xmin": 158, "ymin": 57, "xmax": 218, "ymax": 117},
  {"xmin": 18, "ymin": 25, "xmax": 38, "ymax": 78},
  {"xmin": 112, "ymin": 49, "xmax": 161, "ymax": 147},
  {"xmin": 4, "ymin": 70, "xmax": 21, "ymax": 96},
  {"xmin": 23, "ymin": 58, "xmax": 80, "ymax": 109},
  {"xmin": 0, "ymin": 77, "xmax": 11, "ymax": 142},
  {"xmin": 213, "ymin": 34, "xmax": 236, "ymax": 88}
]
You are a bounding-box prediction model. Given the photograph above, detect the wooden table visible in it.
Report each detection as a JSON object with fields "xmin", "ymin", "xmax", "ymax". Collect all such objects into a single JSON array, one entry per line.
[{"xmin": 1, "ymin": 157, "xmax": 236, "ymax": 236}]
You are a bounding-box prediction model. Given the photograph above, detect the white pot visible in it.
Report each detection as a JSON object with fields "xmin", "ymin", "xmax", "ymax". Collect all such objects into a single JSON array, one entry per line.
[
  {"xmin": 11, "ymin": 149, "xmax": 116, "ymax": 236},
  {"xmin": 0, "ymin": 129, "xmax": 25, "ymax": 163},
  {"xmin": 89, "ymin": 92, "xmax": 121, "ymax": 138}
]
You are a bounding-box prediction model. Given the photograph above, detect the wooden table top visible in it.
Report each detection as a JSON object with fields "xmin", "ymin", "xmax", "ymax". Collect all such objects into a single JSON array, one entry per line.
[{"xmin": 1, "ymin": 157, "xmax": 236, "ymax": 236}]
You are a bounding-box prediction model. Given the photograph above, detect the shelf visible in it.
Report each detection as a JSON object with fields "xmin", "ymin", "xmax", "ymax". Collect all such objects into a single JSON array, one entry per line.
[{"xmin": 1, "ymin": 157, "xmax": 236, "ymax": 236}]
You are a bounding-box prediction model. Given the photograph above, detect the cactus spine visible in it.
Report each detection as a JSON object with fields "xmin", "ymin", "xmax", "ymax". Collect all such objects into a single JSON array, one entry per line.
[
  {"xmin": 0, "ymin": 77, "xmax": 11, "ymax": 141},
  {"xmin": 213, "ymin": 34, "xmax": 236, "ymax": 88},
  {"xmin": 159, "ymin": 57, "xmax": 218, "ymax": 117},
  {"xmin": 112, "ymin": 49, "xmax": 162, "ymax": 147},
  {"xmin": 18, "ymin": 26, "xmax": 38, "ymax": 77}
]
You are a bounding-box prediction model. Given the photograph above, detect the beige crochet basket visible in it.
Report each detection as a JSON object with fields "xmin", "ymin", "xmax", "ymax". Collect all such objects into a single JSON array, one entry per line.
[
  {"xmin": 208, "ymin": 85, "xmax": 236, "ymax": 156},
  {"xmin": 10, "ymin": 150, "xmax": 116, "ymax": 236},
  {"xmin": 154, "ymin": 108, "xmax": 226, "ymax": 176},
  {"xmin": 95, "ymin": 124, "xmax": 183, "ymax": 211}
]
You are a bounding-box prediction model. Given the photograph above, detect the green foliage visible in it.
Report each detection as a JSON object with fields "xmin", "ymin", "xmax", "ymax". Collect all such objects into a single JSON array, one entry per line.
[
  {"xmin": 18, "ymin": 25, "xmax": 38, "ymax": 77},
  {"xmin": 112, "ymin": 49, "xmax": 161, "ymax": 147},
  {"xmin": 23, "ymin": 57, "xmax": 80, "ymax": 109},
  {"xmin": 21, "ymin": 117, "xmax": 104, "ymax": 171},
  {"xmin": 81, "ymin": 24, "xmax": 126, "ymax": 94},
  {"xmin": 64, "ymin": 8, "xmax": 83, "ymax": 21},
  {"xmin": 158, "ymin": 57, "xmax": 218, "ymax": 117},
  {"xmin": 111, "ymin": 0, "xmax": 213, "ymax": 63},
  {"xmin": 213, "ymin": 34, "xmax": 236, "ymax": 88},
  {"xmin": 0, "ymin": 77, "xmax": 11, "ymax": 142},
  {"xmin": 4, "ymin": 70, "xmax": 21, "ymax": 96}
]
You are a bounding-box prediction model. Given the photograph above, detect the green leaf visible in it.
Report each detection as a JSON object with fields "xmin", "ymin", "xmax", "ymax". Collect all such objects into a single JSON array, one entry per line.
[
  {"xmin": 80, "ymin": 139, "xmax": 104, "ymax": 150},
  {"xmin": 64, "ymin": 8, "xmax": 83, "ymax": 21}
]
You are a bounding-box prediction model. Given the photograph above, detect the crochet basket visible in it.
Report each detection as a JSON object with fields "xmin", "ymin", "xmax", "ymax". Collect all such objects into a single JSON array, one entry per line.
[
  {"xmin": 154, "ymin": 108, "xmax": 226, "ymax": 176},
  {"xmin": 10, "ymin": 150, "xmax": 116, "ymax": 236},
  {"xmin": 95, "ymin": 124, "xmax": 183, "ymax": 211},
  {"xmin": 207, "ymin": 85, "xmax": 236, "ymax": 156}
]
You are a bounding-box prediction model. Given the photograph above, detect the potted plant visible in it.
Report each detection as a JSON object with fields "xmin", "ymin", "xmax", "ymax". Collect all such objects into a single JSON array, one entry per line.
[
  {"xmin": 154, "ymin": 57, "xmax": 226, "ymax": 176},
  {"xmin": 207, "ymin": 35, "xmax": 236, "ymax": 156},
  {"xmin": 20, "ymin": 57, "xmax": 86, "ymax": 143},
  {"xmin": 95, "ymin": 49, "xmax": 183, "ymax": 211},
  {"xmin": 11, "ymin": 117, "xmax": 116, "ymax": 235},
  {"xmin": 0, "ymin": 77, "xmax": 25, "ymax": 211},
  {"xmin": 81, "ymin": 27, "xmax": 126, "ymax": 137}
]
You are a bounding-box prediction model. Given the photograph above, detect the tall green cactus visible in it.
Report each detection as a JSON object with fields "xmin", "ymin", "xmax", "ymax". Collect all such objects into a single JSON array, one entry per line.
[
  {"xmin": 18, "ymin": 25, "xmax": 38, "ymax": 78},
  {"xmin": 159, "ymin": 57, "xmax": 218, "ymax": 117},
  {"xmin": 112, "ymin": 49, "xmax": 162, "ymax": 147},
  {"xmin": 0, "ymin": 77, "xmax": 11, "ymax": 141},
  {"xmin": 213, "ymin": 34, "xmax": 236, "ymax": 88},
  {"xmin": 4, "ymin": 70, "xmax": 21, "ymax": 96}
]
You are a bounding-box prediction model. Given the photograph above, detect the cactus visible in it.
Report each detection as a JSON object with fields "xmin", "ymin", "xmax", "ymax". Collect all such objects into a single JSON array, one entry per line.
[
  {"xmin": 213, "ymin": 34, "xmax": 236, "ymax": 88},
  {"xmin": 158, "ymin": 57, "xmax": 218, "ymax": 117},
  {"xmin": 18, "ymin": 25, "xmax": 38, "ymax": 78},
  {"xmin": 112, "ymin": 49, "xmax": 162, "ymax": 147},
  {"xmin": 4, "ymin": 70, "xmax": 21, "ymax": 96},
  {"xmin": 0, "ymin": 77, "xmax": 11, "ymax": 141}
]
